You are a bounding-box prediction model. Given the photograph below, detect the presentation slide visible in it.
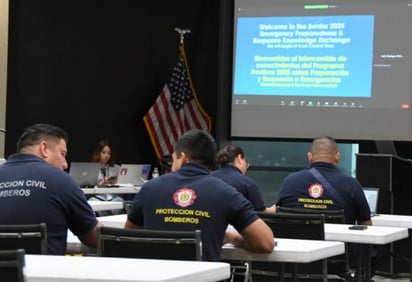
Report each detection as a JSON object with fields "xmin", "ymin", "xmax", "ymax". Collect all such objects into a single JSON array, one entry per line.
[{"xmin": 234, "ymin": 15, "xmax": 374, "ymax": 97}]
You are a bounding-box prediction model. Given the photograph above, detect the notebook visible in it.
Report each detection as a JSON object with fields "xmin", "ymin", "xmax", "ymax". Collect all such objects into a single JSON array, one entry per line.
[
  {"xmin": 362, "ymin": 187, "xmax": 380, "ymax": 216},
  {"xmin": 116, "ymin": 164, "xmax": 151, "ymax": 186},
  {"xmin": 69, "ymin": 162, "xmax": 101, "ymax": 187}
]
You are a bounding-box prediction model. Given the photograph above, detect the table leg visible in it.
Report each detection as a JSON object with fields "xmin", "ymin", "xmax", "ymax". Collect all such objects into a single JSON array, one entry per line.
[
  {"xmin": 279, "ymin": 263, "xmax": 285, "ymax": 282},
  {"xmin": 356, "ymin": 243, "xmax": 363, "ymax": 282},
  {"xmin": 409, "ymin": 230, "xmax": 412, "ymax": 282},
  {"xmin": 355, "ymin": 244, "xmax": 373, "ymax": 282},
  {"xmin": 292, "ymin": 264, "xmax": 297, "ymax": 282},
  {"xmin": 366, "ymin": 245, "xmax": 372, "ymax": 281}
]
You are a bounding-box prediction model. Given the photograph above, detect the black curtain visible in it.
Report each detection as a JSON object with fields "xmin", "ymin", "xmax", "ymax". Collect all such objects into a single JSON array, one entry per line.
[{"xmin": 6, "ymin": 0, "xmax": 221, "ymax": 168}]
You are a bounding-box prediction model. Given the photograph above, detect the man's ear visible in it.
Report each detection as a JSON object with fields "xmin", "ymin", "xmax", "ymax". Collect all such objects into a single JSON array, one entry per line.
[
  {"xmin": 180, "ymin": 152, "xmax": 189, "ymax": 164},
  {"xmin": 335, "ymin": 151, "xmax": 340, "ymax": 163},
  {"xmin": 38, "ymin": 141, "xmax": 49, "ymax": 158},
  {"xmin": 307, "ymin": 152, "xmax": 312, "ymax": 163}
]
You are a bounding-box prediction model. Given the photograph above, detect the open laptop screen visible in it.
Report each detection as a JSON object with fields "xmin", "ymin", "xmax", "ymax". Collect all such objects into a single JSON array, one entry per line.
[
  {"xmin": 362, "ymin": 187, "xmax": 380, "ymax": 215},
  {"xmin": 69, "ymin": 162, "xmax": 101, "ymax": 187},
  {"xmin": 117, "ymin": 164, "xmax": 151, "ymax": 186}
]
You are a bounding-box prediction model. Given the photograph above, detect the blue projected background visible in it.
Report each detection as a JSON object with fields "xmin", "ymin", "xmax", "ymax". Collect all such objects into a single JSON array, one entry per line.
[{"xmin": 234, "ymin": 15, "xmax": 374, "ymax": 97}]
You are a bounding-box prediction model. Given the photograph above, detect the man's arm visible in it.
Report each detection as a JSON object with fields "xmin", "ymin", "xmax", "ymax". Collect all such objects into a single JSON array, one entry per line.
[
  {"xmin": 264, "ymin": 204, "xmax": 277, "ymax": 213},
  {"xmin": 124, "ymin": 219, "xmax": 143, "ymax": 229},
  {"xmin": 224, "ymin": 219, "xmax": 274, "ymax": 253},
  {"xmin": 359, "ymin": 219, "xmax": 372, "ymax": 225},
  {"xmin": 78, "ymin": 221, "xmax": 103, "ymax": 247}
]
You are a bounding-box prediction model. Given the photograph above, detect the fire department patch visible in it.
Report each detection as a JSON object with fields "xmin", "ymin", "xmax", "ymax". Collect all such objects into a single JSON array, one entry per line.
[
  {"xmin": 173, "ymin": 188, "xmax": 197, "ymax": 208},
  {"xmin": 308, "ymin": 183, "xmax": 324, "ymax": 198}
]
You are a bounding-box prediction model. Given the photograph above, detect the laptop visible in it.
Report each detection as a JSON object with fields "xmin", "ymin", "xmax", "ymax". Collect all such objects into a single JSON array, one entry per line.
[
  {"xmin": 362, "ymin": 187, "xmax": 380, "ymax": 216},
  {"xmin": 116, "ymin": 164, "xmax": 151, "ymax": 186},
  {"xmin": 69, "ymin": 162, "xmax": 101, "ymax": 187}
]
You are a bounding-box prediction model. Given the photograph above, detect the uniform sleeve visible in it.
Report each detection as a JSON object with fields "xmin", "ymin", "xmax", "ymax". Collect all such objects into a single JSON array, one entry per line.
[
  {"xmin": 276, "ymin": 177, "xmax": 291, "ymax": 206},
  {"xmin": 228, "ymin": 188, "xmax": 260, "ymax": 232},
  {"xmin": 65, "ymin": 180, "xmax": 98, "ymax": 236},
  {"xmin": 127, "ymin": 185, "xmax": 146, "ymax": 226},
  {"xmin": 244, "ymin": 177, "xmax": 266, "ymax": 211}
]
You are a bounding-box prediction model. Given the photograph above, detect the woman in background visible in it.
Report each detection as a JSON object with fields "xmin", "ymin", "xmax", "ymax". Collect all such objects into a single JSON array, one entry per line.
[
  {"xmin": 90, "ymin": 139, "xmax": 123, "ymax": 215},
  {"xmin": 91, "ymin": 139, "xmax": 120, "ymax": 187},
  {"xmin": 212, "ymin": 144, "xmax": 277, "ymax": 213}
]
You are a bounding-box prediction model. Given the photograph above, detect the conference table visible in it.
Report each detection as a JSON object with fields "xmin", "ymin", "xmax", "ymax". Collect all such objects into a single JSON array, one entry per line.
[
  {"xmin": 67, "ymin": 214, "xmax": 409, "ymax": 281},
  {"xmin": 25, "ymin": 254, "xmax": 230, "ymax": 282},
  {"xmin": 95, "ymin": 213, "xmax": 128, "ymax": 227},
  {"xmin": 223, "ymin": 238, "xmax": 344, "ymax": 263},
  {"xmin": 372, "ymin": 214, "xmax": 412, "ymax": 280},
  {"xmin": 88, "ymin": 201, "xmax": 123, "ymax": 212},
  {"xmin": 66, "ymin": 234, "xmax": 344, "ymax": 282},
  {"xmin": 67, "ymin": 214, "xmax": 345, "ymax": 282},
  {"xmin": 222, "ymin": 238, "xmax": 344, "ymax": 282},
  {"xmin": 324, "ymin": 222, "xmax": 408, "ymax": 281},
  {"xmin": 82, "ymin": 185, "xmax": 141, "ymax": 195},
  {"xmin": 92, "ymin": 214, "xmax": 409, "ymax": 243},
  {"xmin": 66, "ymin": 214, "xmax": 127, "ymax": 255}
]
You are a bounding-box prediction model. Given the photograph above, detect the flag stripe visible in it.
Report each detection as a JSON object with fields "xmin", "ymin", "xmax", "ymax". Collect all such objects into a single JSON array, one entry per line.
[{"xmin": 151, "ymin": 98, "xmax": 173, "ymax": 155}]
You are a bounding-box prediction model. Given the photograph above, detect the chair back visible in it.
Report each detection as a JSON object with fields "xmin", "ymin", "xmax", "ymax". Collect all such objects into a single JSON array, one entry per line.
[
  {"xmin": 0, "ymin": 249, "xmax": 26, "ymax": 282},
  {"xmin": 97, "ymin": 226, "xmax": 202, "ymax": 260},
  {"xmin": 276, "ymin": 206, "xmax": 345, "ymax": 224},
  {"xmin": 257, "ymin": 212, "xmax": 325, "ymax": 240},
  {"xmin": 276, "ymin": 206, "xmax": 350, "ymax": 276},
  {"xmin": 0, "ymin": 223, "xmax": 47, "ymax": 254}
]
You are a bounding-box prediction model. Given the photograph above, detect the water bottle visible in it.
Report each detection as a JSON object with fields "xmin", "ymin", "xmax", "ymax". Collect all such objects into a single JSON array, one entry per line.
[{"xmin": 152, "ymin": 167, "xmax": 159, "ymax": 178}]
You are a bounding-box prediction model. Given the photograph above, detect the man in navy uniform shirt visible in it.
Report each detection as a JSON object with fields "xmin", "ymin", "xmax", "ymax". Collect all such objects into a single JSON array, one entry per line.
[
  {"xmin": 0, "ymin": 123, "xmax": 101, "ymax": 254},
  {"xmin": 126, "ymin": 129, "xmax": 274, "ymax": 261}
]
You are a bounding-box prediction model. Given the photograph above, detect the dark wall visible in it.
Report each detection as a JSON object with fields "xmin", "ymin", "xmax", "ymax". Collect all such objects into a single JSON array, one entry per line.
[
  {"xmin": 6, "ymin": 0, "xmax": 222, "ymax": 168},
  {"xmin": 7, "ymin": 0, "xmax": 412, "ymax": 169}
]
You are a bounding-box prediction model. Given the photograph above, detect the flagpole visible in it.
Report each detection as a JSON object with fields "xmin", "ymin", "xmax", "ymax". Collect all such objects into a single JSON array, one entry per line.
[
  {"xmin": 143, "ymin": 27, "xmax": 211, "ymax": 158},
  {"xmin": 174, "ymin": 27, "xmax": 191, "ymax": 44}
]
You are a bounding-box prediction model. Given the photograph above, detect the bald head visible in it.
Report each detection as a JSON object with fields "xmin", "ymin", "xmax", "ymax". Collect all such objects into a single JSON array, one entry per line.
[{"xmin": 308, "ymin": 136, "xmax": 339, "ymax": 165}]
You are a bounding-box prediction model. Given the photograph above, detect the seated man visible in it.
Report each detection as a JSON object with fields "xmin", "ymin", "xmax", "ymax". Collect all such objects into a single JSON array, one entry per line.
[
  {"xmin": 0, "ymin": 123, "xmax": 101, "ymax": 254},
  {"xmin": 125, "ymin": 129, "xmax": 274, "ymax": 261},
  {"xmin": 277, "ymin": 136, "xmax": 373, "ymax": 277}
]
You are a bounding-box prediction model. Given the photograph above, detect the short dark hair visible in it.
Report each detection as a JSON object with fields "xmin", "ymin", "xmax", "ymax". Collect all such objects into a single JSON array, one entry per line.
[
  {"xmin": 17, "ymin": 124, "xmax": 68, "ymax": 152},
  {"xmin": 216, "ymin": 144, "xmax": 245, "ymax": 166},
  {"xmin": 311, "ymin": 136, "xmax": 338, "ymax": 158},
  {"xmin": 174, "ymin": 129, "xmax": 216, "ymax": 169}
]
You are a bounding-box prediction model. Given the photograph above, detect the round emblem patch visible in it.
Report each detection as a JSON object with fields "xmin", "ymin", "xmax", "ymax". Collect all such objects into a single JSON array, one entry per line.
[
  {"xmin": 308, "ymin": 183, "xmax": 324, "ymax": 198},
  {"xmin": 173, "ymin": 187, "xmax": 197, "ymax": 208}
]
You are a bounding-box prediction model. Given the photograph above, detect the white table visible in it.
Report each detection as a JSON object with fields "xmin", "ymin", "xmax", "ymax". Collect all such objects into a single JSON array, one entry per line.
[
  {"xmin": 66, "ymin": 236, "xmax": 343, "ymax": 282},
  {"xmin": 324, "ymin": 223, "xmax": 408, "ymax": 244},
  {"xmin": 372, "ymin": 214, "xmax": 412, "ymax": 229},
  {"xmin": 25, "ymin": 254, "xmax": 230, "ymax": 282},
  {"xmin": 70, "ymin": 215, "xmax": 409, "ymax": 280},
  {"xmin": 66, "ymin": 214, "xmax": 127, "ymax": 254},
  {"xmin": 96, "ymin": 213, "xmax": 127, "ymax": 227},
  {"xmin": 221, "ymin": 238, "xmax": 344, "ymax": 263},
  {"xmin": 372, "ymin": 214, "xmax": 412, "ymax": 279},
  {"xmin": 88, "ymin": 201, "xmax": 123, "ymax": 212},
  {"xmin": 325, "ymin": 223, "xmax": 409, "ymax": 281},
  {"xmin": 222, "ymin": 238, "xmax": 344, "ymax": 282},
  {"xmin": 67, "ymin": 236, "xmax": 344, "ymax": 264},
  {"xmin": 82, "ymin": 186, "xmax": 141, "ymax": 195}
]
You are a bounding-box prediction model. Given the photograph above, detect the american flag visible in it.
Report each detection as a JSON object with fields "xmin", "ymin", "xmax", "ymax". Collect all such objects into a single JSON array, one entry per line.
[{"xmin": 143, "ymin": 45, "xmax": 212, "ymax": 158}]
